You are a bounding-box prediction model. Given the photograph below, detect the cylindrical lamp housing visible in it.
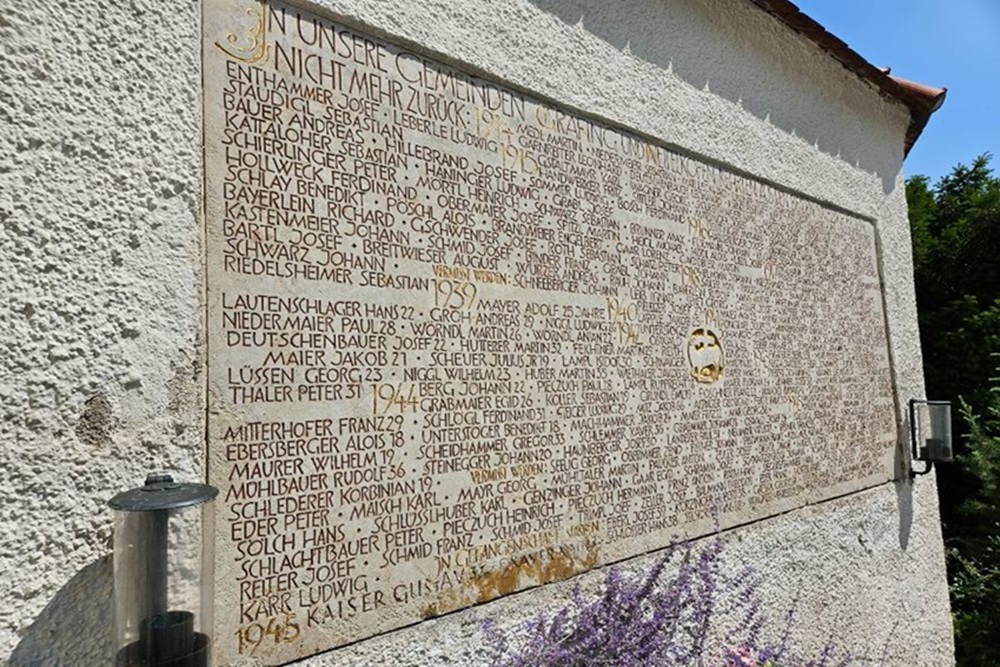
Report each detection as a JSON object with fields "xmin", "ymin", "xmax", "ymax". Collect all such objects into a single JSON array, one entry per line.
[
  {"xmin": 109, "ymin": 473, "xmax": 218, "ymax": 667},
  {"xmin": 910, "ymin": 399, "xmax": 953, "ymax": 463}
]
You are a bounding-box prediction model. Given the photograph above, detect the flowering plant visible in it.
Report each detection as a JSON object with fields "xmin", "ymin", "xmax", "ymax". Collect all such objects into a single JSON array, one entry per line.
[
  {"xmin": 725, "ymin": 645, "xmax": 779, "ymax": 667},
  {"xmin": 481, "ymin": 538, "xmax": 856, "ymax": 667}
]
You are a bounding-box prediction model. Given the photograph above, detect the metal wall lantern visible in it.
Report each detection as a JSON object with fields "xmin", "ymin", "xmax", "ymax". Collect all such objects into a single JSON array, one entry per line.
[
  {"xmin": 109, "ymin": 472, "xmax": 218, "ymax": 666},
  {"xmin": 910, "ymin": 399, "xmax": 953, "ymax": 476}
]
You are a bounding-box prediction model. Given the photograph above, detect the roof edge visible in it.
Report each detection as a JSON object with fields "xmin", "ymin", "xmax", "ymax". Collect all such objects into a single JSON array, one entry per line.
[{"xmin": 745, "ymin": 0, "xmax": 946, "ymax": 155}]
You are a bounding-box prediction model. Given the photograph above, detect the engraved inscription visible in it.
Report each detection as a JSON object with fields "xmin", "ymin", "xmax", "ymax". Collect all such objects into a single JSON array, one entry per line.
[{"xmin": 203, "ymin": 1, "xmax": 897, "ymax": 663}]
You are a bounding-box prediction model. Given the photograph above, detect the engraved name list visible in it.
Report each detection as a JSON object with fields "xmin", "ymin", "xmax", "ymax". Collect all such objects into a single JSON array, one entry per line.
[{"xmin": 203, "ymin": 1, "xmax": 897, "ymax": 663}]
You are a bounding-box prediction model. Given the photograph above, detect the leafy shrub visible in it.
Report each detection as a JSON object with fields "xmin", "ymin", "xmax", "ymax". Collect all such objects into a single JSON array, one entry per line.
[{"xmin": 949, "ymin": 397, "xmax": 1000, "ymax": 666}]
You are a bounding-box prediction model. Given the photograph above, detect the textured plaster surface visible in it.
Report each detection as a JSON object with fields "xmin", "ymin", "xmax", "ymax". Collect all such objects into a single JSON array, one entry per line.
[
  {"xmin": 0, "ymin": 0, "xmax": 953, "ymax": 663},
  {"xmin": 0, "ymin": 0, "xmax": 205, "ymax": 662}
]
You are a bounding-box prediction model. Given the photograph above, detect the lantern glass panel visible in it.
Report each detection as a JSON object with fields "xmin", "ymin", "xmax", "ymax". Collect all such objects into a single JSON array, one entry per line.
[
  {"xmin": 913, "ymin": 400, "xmax": 953, "ymax": 463},
  {"xmin": 112, "ymin": 499, "xmax": 215, "ymax": 666}
]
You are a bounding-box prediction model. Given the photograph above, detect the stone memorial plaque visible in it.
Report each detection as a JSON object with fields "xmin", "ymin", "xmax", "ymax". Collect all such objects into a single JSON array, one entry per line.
[{"xmin": 203, "ymin": 0, "xmax": 898, "ymax": 662}]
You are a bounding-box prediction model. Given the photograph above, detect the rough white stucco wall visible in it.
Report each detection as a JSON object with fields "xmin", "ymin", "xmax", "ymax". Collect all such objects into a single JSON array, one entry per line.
[
  {"xmin": 0, "ymin": 0, "xmax": 953, "ymax": 664},
  {"xmin": 1, "ymin": 0, "xmax": 205, "ymax": 663}
]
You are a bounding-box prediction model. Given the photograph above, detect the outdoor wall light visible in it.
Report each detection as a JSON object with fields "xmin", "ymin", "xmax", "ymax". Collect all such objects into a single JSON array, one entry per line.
[
  {"xmin": 909, "ymin": 399, "xmax": 953, "ymax": 476},
  {"xmin": 109, "ymin": 472, "xmax": 218, "ymax": 666}
]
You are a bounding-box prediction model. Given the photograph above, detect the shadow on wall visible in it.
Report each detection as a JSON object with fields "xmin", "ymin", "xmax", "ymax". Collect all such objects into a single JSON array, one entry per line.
[
  {"xmin": 10, "ymin": 557, "xmax": 113, "ymax": 666},
  {"xmin": 896, "ymin": 478, "xmax": 914, "ymax": 550},
  {"xmin": 528, "ymin": 0, "xmax": 901, "ymax": 195},
  {"xmin": 895, "ymin": 417, "xmax": 914, "ymax": 551}
]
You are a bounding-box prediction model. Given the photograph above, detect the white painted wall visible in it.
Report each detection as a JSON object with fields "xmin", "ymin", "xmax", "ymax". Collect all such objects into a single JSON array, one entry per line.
[{"xmin": 0, "ymin": 0, "xmax": 953, "ymax": 664}]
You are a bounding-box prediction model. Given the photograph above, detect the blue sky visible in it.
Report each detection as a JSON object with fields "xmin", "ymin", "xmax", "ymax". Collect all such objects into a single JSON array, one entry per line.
[{"xmin": 796, "ymin": 0, "xmax": 1000, "ymax": 185}]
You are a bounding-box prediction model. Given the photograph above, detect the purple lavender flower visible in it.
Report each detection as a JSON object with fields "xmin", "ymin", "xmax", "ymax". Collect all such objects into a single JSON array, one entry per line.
[{"xmin": 481, "ymin": 537, "xmax": 861, "ymax": 667}]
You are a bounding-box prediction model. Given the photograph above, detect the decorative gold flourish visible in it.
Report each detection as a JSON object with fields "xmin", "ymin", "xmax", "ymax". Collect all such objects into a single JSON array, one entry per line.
[
  {"xmin": 215, "ymin": 0, "xmax": 270, "ymax": 64},
  {"xmin": 687, "ymin": 327, "xmax": 724, "ymax": 384}
]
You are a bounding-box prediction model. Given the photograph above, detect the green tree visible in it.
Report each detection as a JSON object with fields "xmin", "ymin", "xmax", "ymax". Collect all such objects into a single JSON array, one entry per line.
[
  {"xmin": 950, "ymin": 395, "xmax": 1000, "ymax": 666},
  {"xmin": 907, "ymin": 154, "xmax": 1000, "ymax": 665},
  {"xmin": 906, "ymin": 174, "xmax": 937, "ymax": 276},
  {"xmin": 909, "ymin": 154, "xmax": 1000, "ymax": 464}
]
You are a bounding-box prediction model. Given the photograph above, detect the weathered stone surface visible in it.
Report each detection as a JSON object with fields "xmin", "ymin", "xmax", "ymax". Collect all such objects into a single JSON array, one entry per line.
[
  {"xmin": 0, "ymin": 0, "xmax": 954, "ymax": 663},
  {"xmin": 204, "ymin": 0, "xmax": 896, "ymax": 663}
]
